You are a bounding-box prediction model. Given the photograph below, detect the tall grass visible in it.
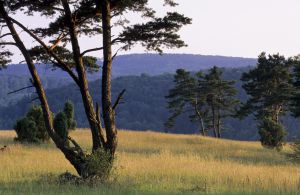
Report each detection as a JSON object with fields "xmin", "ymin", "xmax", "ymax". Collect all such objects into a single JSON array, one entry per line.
[{"xmin": 0, "ymin": 129, "xmax": 299, "ymax": 194}]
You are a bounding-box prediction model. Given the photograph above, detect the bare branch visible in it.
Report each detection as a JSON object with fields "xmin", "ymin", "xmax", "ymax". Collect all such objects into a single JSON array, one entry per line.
[
  {"xmin": 49, "ymin": 33, "xmax": 67, "ymax": 51},
  {"xmin": 52, "ymin": 6, "xmax": 64, "ymax": 12},
  {"xmin": 29, "ymin": 97, "xmax": 40, "ymax": 103},
  {"xmin": 112, "ymin": 47, "xmax": 123, "ymax": 61},
  {"xmin": 113, "ymin": 89, "xmax": 126, "ymax": 110},
  {"xmin": 80, "ymin": 47, "xmax": 103, "ymax": 57},
  {"xmin": 0, "ymin": 42, "xmax": 16, "ymax": 46},
  {"xmin": 8, "ymin": 85, "xmax": 34, "ymax": 95},
  {"xmin": 0, "ymin": 33, "xmax": 12, "ymax": 39}
]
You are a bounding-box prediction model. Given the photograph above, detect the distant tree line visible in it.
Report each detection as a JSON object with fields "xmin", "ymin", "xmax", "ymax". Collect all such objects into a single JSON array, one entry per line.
[{"xmin": 166, "ymin": 53, "xmax": 300, "ymax": 150}]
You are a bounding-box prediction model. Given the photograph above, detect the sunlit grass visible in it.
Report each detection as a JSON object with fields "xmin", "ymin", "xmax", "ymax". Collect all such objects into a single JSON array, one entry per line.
[{"xmin": 0, "ymin": 129, "xmax": 299, "ymax": 194}]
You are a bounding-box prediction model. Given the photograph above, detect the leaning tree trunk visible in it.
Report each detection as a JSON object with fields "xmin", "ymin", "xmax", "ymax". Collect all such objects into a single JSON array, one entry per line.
[
  {"xmin": 0, "ymin": 2, "xmax": 88, "ymax": 176},
  {"xmin": 101, "ymin": 0, "xmax": 118, "ymax": 157}
]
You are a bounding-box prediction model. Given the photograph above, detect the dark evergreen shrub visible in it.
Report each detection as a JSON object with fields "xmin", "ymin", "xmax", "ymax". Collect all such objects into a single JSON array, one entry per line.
[
  {"xmin": 258, "ymin": 117, "xmax": 287, "ymax": 150},
  {"xmin": 26, "ymin": 105, "xmax": 50, "ymax": 141},
  {"xmin": 14, "ymin": 117, "xmax": 39, "ymax": 143},
  {"xmin": 54, "ymin": 112, "xmax": 68, "ymax": 141},
  {"xmin": 63, "ymin": 101, "xmax": 76, "ymax": 130},
  {"xmin": 14, "ymin": 105, "xmax": 49, "ymax": 143}
]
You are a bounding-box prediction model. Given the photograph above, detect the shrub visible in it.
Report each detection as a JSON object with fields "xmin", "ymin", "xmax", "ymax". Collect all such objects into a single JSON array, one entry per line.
[
  {"xmin": 26, "ymin": 105, "xmax": 50, "ymax": 141},
  {"xmin": 63, "ymin": 101, "xmax": 76, "ymax": 130},
  {"xmin": 258, "ymin": 117, "xmax": 287, "ymax": 150},
  {"xmin": 83, "ymin": 149, "xmax": 113, "ymax": 180},
  {"xmin": 14, "ymin": 105, "xmax": 49, "ymax": 143},
  {"xmin": 53, "ymin": 112, "xmax": 68, "ymax": 141}
]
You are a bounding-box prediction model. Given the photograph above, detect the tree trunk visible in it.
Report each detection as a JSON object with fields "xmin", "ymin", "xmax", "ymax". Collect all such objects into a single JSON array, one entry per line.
[
  {"xmin": 0, "ymin": 2, "xmax": 89, "ymax": 177},
  {"xmin": 101, "ymin": 0, "xmax": 118, "ymax": 157},
  {"xmin": 199, "ymin": 118, "xmax": 206, "ymax": 136},
  {"xmin": 217, "ymin": 108, "xmax": 221, "ymax": 138},
  {"xmin": 194, "ymin": 104, "xmax": 206, "ymax": 136},
  {"xmin": 61, "ymin": 0, "xmax": 105, "ymax": 152},
  {"xmin": 211, "ymin": 103, "xmax": 217, "ymax": 138}
]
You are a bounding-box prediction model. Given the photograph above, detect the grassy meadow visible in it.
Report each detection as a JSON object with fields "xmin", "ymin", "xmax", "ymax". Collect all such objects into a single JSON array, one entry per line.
[{"xmin": 0, "ymin": 129, "xmax": 299, "ymax": 194}]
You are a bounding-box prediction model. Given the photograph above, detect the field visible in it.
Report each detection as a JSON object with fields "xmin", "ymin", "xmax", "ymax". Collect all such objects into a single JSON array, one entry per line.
[{"xmin": 0, "ymin": 129, "xmax": 299, "ymax": 194}]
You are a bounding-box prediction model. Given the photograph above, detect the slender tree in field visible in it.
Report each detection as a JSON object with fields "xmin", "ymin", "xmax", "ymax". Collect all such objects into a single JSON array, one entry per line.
[
  {"xmin": 239, "ymin": 53, "xmax": 294, "ymax": 149},
  {"xmin": 165, "ymin": 69, "xmax": 208, "ymax": 136},
  {"xmin": 0, "ymin": 0, "xmax": 191, "ymax": 178},
  {"xmin": 165, "ymin": 67, "xmax": 238, "ymax": 137}
]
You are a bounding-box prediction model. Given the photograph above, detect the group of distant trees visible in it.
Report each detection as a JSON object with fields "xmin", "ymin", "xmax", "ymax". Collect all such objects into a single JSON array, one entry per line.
[
  {"xmin": 166, "ymin": 53, "xmax": 300, "ymax": 150},
  {"xmin": 165, "ymin": 67, "xmax": 238, "ymax": 138}
]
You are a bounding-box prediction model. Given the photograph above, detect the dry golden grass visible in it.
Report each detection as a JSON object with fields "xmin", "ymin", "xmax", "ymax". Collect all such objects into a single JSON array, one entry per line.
[{"xmin": 0, "ymin": 129, "xmax": 299, "ymax": 194}]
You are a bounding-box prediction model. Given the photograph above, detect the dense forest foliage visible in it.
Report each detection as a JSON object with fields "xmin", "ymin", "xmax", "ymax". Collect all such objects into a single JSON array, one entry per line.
[{"xmin": 1, "ymin": 67, "xmax": 299, "ymax": 141}]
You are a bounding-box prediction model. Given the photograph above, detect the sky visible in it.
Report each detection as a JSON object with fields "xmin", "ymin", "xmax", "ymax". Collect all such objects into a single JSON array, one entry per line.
[{"xmin": 3, "ymin": 0, "xmax": 300, "ymax": 63}]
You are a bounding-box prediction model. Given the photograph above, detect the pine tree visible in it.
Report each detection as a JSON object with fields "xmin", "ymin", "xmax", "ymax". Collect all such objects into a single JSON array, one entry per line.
[
  {"xmin": 240, "ymin": 53, "xmax": 294, "ymax": 149},
  {"xmin": 0, "ymin": 0, "xmax": 191, "ymax": 178},
  {"xmin": 200, "ymin": 67, "xmax": 239, "ymax": 138},
  {"xmin": 165, "ymin": 69, "xmax": 208, "ymax": 135},
  {"xmin": 166, "ymin": 67, "xmax": 238, "ymax": 137}
]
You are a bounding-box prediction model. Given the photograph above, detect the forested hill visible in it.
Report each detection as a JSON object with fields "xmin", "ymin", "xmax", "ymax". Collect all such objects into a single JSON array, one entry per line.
[
  {"xmin": 1, "ymin": 54, "xmax": 256, "ymax": 79},
  {"xmin": 1, "ymin": 67, "xmax": 299, "ymax": 141}
]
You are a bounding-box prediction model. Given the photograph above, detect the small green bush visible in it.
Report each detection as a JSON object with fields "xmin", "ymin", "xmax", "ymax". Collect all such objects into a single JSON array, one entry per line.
[
  {"xmin": 14, "ymin": 105, "xmax": 49, "ymax": 143},
  {"xmin": 53, "ymin": 112, "xmax": 68, "ymax": 141},
  {"xmin": 83, "ymin": 149, "xmax": 113, "ymax": 180},
  {"xmin": 63, "ymin": 101, "xmax": 76, "ymax": 130},
  {"xmin": 258, "ymin": 117, "xmax": 287, "ymax": 150}
]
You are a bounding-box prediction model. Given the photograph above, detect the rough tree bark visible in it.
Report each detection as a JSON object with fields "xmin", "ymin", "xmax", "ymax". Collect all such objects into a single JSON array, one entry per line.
[
  {"xmin": 101, "ymin": 0, "xmax": 118, "ymax": 157},
  {"xmin": 61, "ymin": 0, "xmax": 106, "ymax": 152}
]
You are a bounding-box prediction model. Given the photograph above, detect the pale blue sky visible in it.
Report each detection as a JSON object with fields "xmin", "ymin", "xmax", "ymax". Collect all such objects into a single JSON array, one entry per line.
[{"xmin": 4, "ymin": 0, "xmax": 300, "ymax": 62}]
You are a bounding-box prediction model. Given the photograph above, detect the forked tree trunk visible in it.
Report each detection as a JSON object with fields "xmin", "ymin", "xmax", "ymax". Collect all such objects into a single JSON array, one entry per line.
[
  {"xmin": 101, "ymin": 0, "xmax": 118, "ymax": 157},
  {"xmin": 61, "ymin": 0, "xmax": 106, "ymax": 152}
]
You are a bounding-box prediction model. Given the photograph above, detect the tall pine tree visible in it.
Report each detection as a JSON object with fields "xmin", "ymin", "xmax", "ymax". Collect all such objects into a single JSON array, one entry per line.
[
  {"xmin": 240, "ymin": 53, "xmax": 294, "ymax": 149},
  {"xmin": 166, "ymin": 67, "xmax": 238, "ymax": 138},
  {"xmin": 0, "ymin": 0, "xmax": 191, "ymax": 178}
]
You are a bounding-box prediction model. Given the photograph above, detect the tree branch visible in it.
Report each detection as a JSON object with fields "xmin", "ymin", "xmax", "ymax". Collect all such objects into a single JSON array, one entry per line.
[
  {"xmin": 29, "ymin": 97, "xmax": 40, "ymax": 103},
  {"xmin": 80, "ymin": 47, "xmax": 103, "ymax": 57},
  {"xmin": 0, "ymin": 42, "xmax": 16, "ymax": 46},
  {"xmin": 8, "ymin": 85, "xmax": 34, "ymax": 95},
  {"xmin": 113, "ymin": 89, "xmax": 126, "ymax": 110},
  {"xmin": 0, "ymin": 33, "xmax": 12, "ymax": 39},
  {"xmin": 49, "ymin": 33, "xmax": 67, "ymax": 51},
  {"xmin": 9, "ymin": 17, "xmax": 80, "ymax": 86}
]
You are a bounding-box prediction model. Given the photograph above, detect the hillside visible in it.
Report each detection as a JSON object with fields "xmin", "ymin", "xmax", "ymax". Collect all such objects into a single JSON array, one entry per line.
[
  {"xmin": 1, "ymin": 67, "xmax": 300, "ymax": 141},
  {"xmin": 0, "ymin": 53, "xmax": 257, "ymax": 79},
  {"xmin": 0, "ymin": 130, "xmax": 299, "ymax": 194}
]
